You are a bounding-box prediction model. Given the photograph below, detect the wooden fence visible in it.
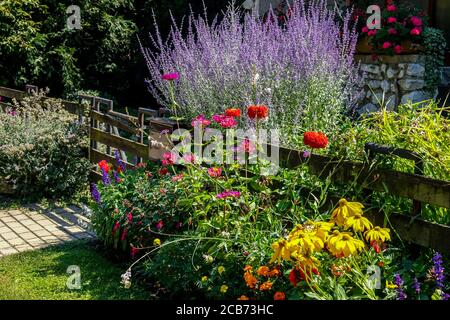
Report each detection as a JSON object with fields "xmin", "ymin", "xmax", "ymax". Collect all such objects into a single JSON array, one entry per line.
[{"xmin": 1, "ymin": 85, "xmax": 449, "ymax": 253}]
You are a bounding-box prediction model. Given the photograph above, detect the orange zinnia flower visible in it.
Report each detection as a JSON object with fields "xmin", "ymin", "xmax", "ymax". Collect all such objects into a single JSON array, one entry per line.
[
  {"xmin": 268, "ymin": 268, "xmax": 280, "ymax": 277},
  {"xmin": 244, "ymin": 265, "xmax": 253, "ymax": 272},
  {"xmin": 274, "ymin": 292, "xmax": 286, "ymax": 300},
  {"xmin": 259, "ymin": 281, "xmax": 273, "ymax": 291},
  {"xmin": 244, "ymin": 272, "xmax": 258, "ymax": 289},
  {"xmin": 303, "ymin": 131, "xmax": 328, "ymax": 149},
  {"xmin": 225, "ymin": 108, "xmax": 241, "ymax": 117},
  {"xmin": 257, "ymin": 266, "xmax": 270, "ymax": 277}
]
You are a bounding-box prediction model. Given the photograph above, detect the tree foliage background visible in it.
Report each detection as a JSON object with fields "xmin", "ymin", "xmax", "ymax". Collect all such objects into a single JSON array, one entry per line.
[{"xmin": 0, "ymin": 0, "xmax": 233, "ymax": 107}]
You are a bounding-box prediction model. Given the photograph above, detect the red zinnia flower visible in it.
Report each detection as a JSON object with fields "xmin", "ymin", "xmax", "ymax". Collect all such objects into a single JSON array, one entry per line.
[
  {"xmin": 387, "ymin": 5, "xmax": 396, "ymax": 12},
  {"xmin": 112, "ymin": 221, "xmax": 120, "ymax": 235},
  {"xmin": 371, "ymin": 240, "xmax": 381, "ymax": 254},
  {"xmin": 156, "ymin": 220, "xmax": 164, "ymax": 230},
  {"xmin": 387, "ymin": 17, "xmax": 397, "ymax": 24},
  {"xmin": 274, "ymin": 292, "xmax": 286, "ymax": 300},
  {"xmin": 98, "ymin": 160, "xmax": 110, "ymax": 173},
  {"xmin": 410, "ymin": 28, "xmax": 421, "ymax": 36},
  {"xmin": 247, "ymin": 105, "xmax": 269, "ymax": 120},
  {"xmin": 361, "ymin": 26, "xmax": 369, "ymax": 33},
  {"xmin": 225, "ymin": 108, "xmax": 241, "ymax": 117},
  {"xmin": 303, "ymin": 131, "xmax": 328, "ymax": 149},
  {"xmin": 208, "ymin": 167, "xmax": 222, "ymax": 178},
  {"xmin": 382, "ymin": 41, "xmax": 392, "ymax": 49},
  {"xmin": 158, "ymin": 167, "xmax": 169, "ymax": 176},
  {"xmin": 394, "ymin": 45, "xmax": 402, "ymax": 55}
]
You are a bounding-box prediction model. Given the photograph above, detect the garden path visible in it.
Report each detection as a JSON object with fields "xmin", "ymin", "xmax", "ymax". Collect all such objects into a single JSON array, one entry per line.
[{"xmin": 0, "ymin": 204, "xmax": 95, "ymax": 257}]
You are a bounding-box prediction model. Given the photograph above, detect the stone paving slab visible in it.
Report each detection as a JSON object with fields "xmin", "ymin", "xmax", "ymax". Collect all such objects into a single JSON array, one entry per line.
[{"xmin": 0, "ymin": 204, "xmax": 95, "ymax": 257}]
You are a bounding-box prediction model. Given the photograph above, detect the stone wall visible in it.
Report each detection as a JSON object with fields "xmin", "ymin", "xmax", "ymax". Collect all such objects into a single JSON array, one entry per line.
[{"xmin": 355, "ymin": 55, "xmax": 436, "ymax": 115}]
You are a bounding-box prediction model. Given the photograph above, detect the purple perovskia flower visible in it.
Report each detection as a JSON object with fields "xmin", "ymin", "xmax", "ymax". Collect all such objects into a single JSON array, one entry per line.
[
  {"xmin": 114, "ymin": 149, "xmax": 126, "ymax": 172},
  {"xmin": 412, "ymin": 278, "xmax": 421, "ymax": 295},
  {"xmin": 432, "ymin": 252, "xmax": 445, "ymax": 289},
  {"xmin": 393, "ymin": 274, "xmax": 407, "ymax": 300},
  {"xmin": 90, "ymin": 183, "xmax": 101, "ymax": 204},
  {"xmin": 101, "ymin": 168, "xmax": 110, "ymax": 185}
]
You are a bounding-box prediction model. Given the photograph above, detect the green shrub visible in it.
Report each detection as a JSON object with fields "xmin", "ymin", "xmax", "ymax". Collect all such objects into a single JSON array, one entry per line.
[{"xmin": 0, "ymin": 91, "xmax": 90, "ymax": 198}]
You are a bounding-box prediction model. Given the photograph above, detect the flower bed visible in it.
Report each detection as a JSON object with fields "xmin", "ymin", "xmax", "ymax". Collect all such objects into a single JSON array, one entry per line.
[{"xmin": 89, "ymin": 105, "xmax": 449, "ymax": 300}]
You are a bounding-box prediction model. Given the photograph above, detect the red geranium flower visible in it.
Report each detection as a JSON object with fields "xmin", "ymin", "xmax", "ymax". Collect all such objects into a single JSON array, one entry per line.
[
  {"xmin": 247, "ymin": 105, "xmax": 269, "ymax": 120},
  {"xmin": 158, "ymin": 167, "xmax": 169, "ymax": 176},
  {"xmin": 303, "ymin": 131, "xmax": 328, "ymax": 149},
  {"xmin": 225, "ymin": 108, "xmax": 241, "ymax": 117},
  {"xmin": 98, "ymin": 160, "xmax": 110, "ymax": 173}
]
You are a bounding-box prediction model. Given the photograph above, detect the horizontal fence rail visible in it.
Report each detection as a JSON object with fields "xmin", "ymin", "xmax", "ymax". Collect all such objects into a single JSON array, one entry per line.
[{"xmin": 1, "ymin": 85, "xmax": 449, "ymax": 253}]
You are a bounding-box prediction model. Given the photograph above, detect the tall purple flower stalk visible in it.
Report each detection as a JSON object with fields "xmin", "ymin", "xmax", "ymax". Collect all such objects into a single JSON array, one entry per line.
[
  {"xmin": 140, "ymin": 0, "xmax": 361, "ymax": 147},
  {"xmin": 412, "ymin": 278, "xmax": 421, "ymax": 296},
  {"xmin": 432, "ymin": 252, "xmax": 445, "ymax": 290},
  {"xmin": 90, "ymin": 183, "xmax": 101, "ymax": 204},
  {"xmin": 101, "ymin": 168, "xmax": 110, "ymax": 185},
  {"xmin": 393, "ymin": 274, "xmax": 407, "ymax": 300}
]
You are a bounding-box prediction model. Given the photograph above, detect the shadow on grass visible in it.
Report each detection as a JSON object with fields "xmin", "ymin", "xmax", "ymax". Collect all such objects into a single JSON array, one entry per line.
[{"xmin": 0, "ymin": 239, "xmax": 152, "ymax": 300}]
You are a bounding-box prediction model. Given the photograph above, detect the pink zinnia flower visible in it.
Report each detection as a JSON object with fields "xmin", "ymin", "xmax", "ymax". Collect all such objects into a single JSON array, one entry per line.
[
  {"xmin": 411, "ymin": 16, "xmax": 422, "ymax": 27},
  {"xmin": 162, "ymin": 152, "xmax": 176, "ymax": 166},
  {"xmin": 237, "ymin": 138, "xmax": 256, "ymax": 153},
  {"xmin": 162, "ymin": 73, "xmax": 179, "ymax": 81},
  {"xmin": 388, "ymin": 28, "xmax": 397, "ymax": 35},
  {"xmin": 361, "ymin": 26, "xmax": 369, "ymax": 33},
  {"xmin": 394, "ymin": 45, "xmax": 403, "ymax": 54},
  {"xmin": 183, "ymin": 153, "xmax": 195, "ymax": 164},
  {"xmin": 367, "ymin": 30, "xmax": 377, "ymax": 37},
  {"xmin": 410, "ymin": 28, "xmax": 421, "ymax": 36},
  {"xmin": 156, "ymin": 220, "xmax": 164, "ymax": 230},
  {"xmin": 387, "ymin": 17, "xmax": 397, "ymax": 24},
  {"xmin": 382, "ymin": 42, "xmax": 392, "ymax": 49},
  {"xmin": 387, "ymin": 5, "xmax": 396, "ymax": 12},
  {"xmin": 191, "ymin": 114, "xmax": 211, "ymax": 127},
  {"xmin": 208, "ymin": 167, "xmax": 222, "ymax": 178}
]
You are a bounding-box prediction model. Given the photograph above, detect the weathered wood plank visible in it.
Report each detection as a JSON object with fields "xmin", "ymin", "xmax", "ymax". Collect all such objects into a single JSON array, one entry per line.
[
  {"xmin": 90, "ymin": 127, "xmax": 148, "ymax": 159},
  {"xmin": 90, "ymin": 148, "xmax": 135, "ymax": 169},
  {"xmin": 365, "ymin": 209, "xmax": 450, "ymax": 254},
  {"xmin": 0, "ymin": 86, "xmax": 85, "ymax": 115},
  {"xmin": 278, "ymin": 147, "xmax": 450, "ymax": 209},
  {"xmin": 107, "ymin": 110, "xmax": 138, "ymax": 122},
  {"xmin": 91, "ymin": 110, "xmax": 139, "ymax": 134},
  {"xmin": 0, "ymin": 86, "xmax": 27, "ymax": 100}
]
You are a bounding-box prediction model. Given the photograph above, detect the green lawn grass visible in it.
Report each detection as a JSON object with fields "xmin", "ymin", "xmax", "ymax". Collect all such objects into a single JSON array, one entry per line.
[{"xmin": 0, "ymin": 240, "xmax": 150, "ymax": 300}]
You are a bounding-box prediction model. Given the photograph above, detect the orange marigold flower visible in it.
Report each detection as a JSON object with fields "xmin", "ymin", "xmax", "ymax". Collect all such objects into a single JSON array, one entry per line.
[
  {"xmin": 247, "ymin": 105, "xmax": 269, "ymax": 120},
  {"xmin": 303, "ymin": 131, "xmax": 329, "ymax": 149},
  {"xmin": 244, "ymin": 265, "xmax": 253, "ymax": 272},
  {"xmin": 225, "ymin": 108, "xmax": 241, "ymax": 117},
  {"xmin": 274, "ymin": 292, "xmax": 286, "ymax": 300},
  {"xmin": 244, "ymin": 272, "xmax": 258, "ymax": 289},
  {"xmin": 268, "ymin": 268, "xmax": 280, "ymax": 277},
  {"xmin": 257, "ymin": 266, "xmax": 270, "ymax": 277},
  {"xmin": 238, "ymin": 295, "xmax": 250, "ymax": 300},
  {"xmin": 259, "ymin": 281, "xmax": 273, "ymax": 291}
]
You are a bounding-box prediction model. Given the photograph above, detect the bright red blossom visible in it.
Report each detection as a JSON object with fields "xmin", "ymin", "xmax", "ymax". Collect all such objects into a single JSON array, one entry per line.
[
  {"xmin": 98, "ymin": 160, "xmax": 110, "ymax": 173},
  {"xmin": 247, "ymin": 105, "xmax": 269, "ymax": 120},
  {"xmin": 303, "ymin": 131, "xmax": 328, "ymax": 149},
  {"xmin": 225, "ymin": 108, "xmax": 241, "ymax": 117}
]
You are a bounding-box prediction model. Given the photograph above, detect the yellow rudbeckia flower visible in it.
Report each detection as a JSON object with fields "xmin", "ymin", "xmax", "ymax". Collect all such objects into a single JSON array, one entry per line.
[
  {"xmin": 218, "ymin": 266, "xmax": 225, "ymax": 275},
  {"xmin": 386, "ymin": 281, "xmax": 398, "ymax": 289},
  {"xmin": 365, "ymin": 226, "xmax": 391, "ymax": 243},
  {"xmin": 270, "ymin": 239, "xmax": 294, "ymax": 263},
  {"xmin": 331, "ymin": 199, "xmax": 364, "ymax": 226},
  {"xmin": 220, "ymin": 285, "xmax": 229, "ymax": 293},
  {"xmin": 345, "ymin": 213, "xmax": 373, "ymax": 233},
  {"xmin": 328, "ymin": 233, "xmax": 365, "ymax": 257}
]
